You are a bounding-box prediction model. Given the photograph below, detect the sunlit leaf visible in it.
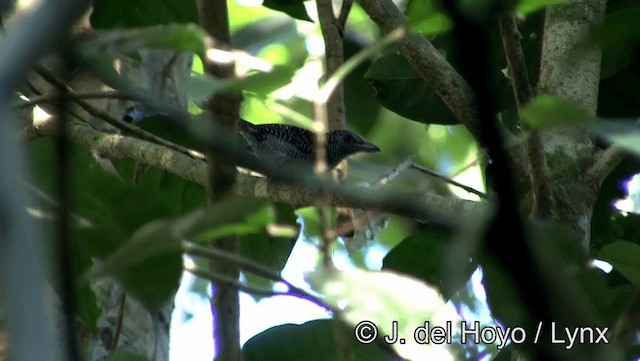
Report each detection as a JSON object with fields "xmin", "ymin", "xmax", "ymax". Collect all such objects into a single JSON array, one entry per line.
[
  {"xmin": 517, "ymin": 0, "xmax": 566, "ymax": 15},
  {"xmin": 520, "ymin": 94, "xmax": 596, "ymax": 128},
  {"xmin": 406, "ymin": 0, "xmax": 452, "ymax": 36},
  {"xmin": 81, "ymin": 24, "xmax": 206, "ymax": 56},
  {"xmin": 307, "ymin": 268, "xmax": 453, "ymax": 360}
]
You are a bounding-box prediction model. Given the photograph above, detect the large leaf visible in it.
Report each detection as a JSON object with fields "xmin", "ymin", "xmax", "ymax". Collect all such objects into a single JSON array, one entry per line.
[
  {"xmin": 344, "ymin": 38, "xmax": 381, "ymax": 134},
  {"xmin": 307, "ymin": 268, "xmax": 453, "ymax": 360},
  {"xmin": 90, "ymin": 0, "xmax": 198, "ymax": 29},
  {"xmin": 383, "ymin": 228, "xmax": 476, "ymax": 300},
  {"xmin": 243, "ymin": 319, "xmax": 397, "ymax": 361},
  {"xmin": 364, "ymin": 53, "xmax": 458, "ymax": 125},
  {"xmin": 80, "ymin": 25, "xmax": 206, "ymax": 56},
  {"xmin": 241, "ymin": 202, "xmax": 299, "ymax": 294},
  {"xmin": 520, "ymin": 94, "xmax": 596, "ymax": 128},
  {"xmin": 599, "ymin": 241, "xmax": 640, "ymax": 286},
  {"xmin": 405, "ymin": 0, "xmax": 452, "ymax": 36}
]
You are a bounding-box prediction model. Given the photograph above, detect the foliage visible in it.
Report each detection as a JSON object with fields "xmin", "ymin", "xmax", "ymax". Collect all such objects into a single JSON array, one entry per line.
[{"xmin": 16, "ymin": 0, "xmax": 640, "ymax": 360}]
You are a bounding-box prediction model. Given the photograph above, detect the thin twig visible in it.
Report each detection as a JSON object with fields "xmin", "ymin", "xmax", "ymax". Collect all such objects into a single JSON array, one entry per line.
[
  {"xmin": 183, "ymin": 241, "xmax": 286, "ymax": 283},
  {"xmin": 410, "ymin": 162, "xmax": 487, "ymax": 198},
  {"xmin": 182, "ymin": 242, "xmax": 331, "ymax": 310},
  {"xmin": 372, "ymin": 157, "xmax": 414, "ymax": 185},
  {"xmin": 17, "ymin": 91, "xmax": 133, "ymax": 109},
  {"xmin": 184, "ymin": 265, "xmax": 331, "ymax": 311}
]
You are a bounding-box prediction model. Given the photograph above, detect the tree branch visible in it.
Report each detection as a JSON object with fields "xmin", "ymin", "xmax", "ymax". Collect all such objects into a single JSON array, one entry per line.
[
  {"xmin": 30, "ymin": 65, "xmax": 206, "ymax": 161},
  {"xmin": 316, "ymin": 0, "xmax": 351, "ymax": 130},
  {"xmin": 356, "ymin": 0, "xmax": 481, "ymax": 141},
  {"xmin": 498, "ymin": 16, "xmax": 553, "ymax": 217},
  {"xmin": 26, "ymin": 117, "xmax": 487, "ymax": 226},
  {"xmin": 589, "ymin": 146, "xmax": 628, "ymax": 186}
]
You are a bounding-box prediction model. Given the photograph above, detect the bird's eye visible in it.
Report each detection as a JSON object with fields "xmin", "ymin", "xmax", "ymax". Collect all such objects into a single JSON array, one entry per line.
[{"xmin": 344, "ymin": 133, "xmax": 354, "ymax": 142}]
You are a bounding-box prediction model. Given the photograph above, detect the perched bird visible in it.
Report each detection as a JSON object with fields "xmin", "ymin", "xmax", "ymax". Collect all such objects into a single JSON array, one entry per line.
[{"xmin": 239, "ymin": 119, "xmax": 380, "ymax": 170}]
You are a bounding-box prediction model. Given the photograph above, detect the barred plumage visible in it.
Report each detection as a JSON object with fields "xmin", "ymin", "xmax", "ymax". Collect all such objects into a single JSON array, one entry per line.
[{"xmin": 239, "ymin": 119, "xmax": 380, "ymax": 169}]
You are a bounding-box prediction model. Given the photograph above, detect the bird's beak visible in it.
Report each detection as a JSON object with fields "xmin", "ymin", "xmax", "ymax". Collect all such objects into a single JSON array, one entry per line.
[{"xmin": 361, "ymin": 142, "xmax": 381, "ymax": 153}]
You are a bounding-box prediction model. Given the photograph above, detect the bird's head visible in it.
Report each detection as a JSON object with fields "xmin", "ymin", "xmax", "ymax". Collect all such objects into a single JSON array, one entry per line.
[{"xmin": 327, "ymin": 130, "xmax": 380, "ymax": 167}]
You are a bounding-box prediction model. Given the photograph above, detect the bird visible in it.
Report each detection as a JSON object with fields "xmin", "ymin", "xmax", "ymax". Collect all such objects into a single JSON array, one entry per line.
[{"xmin": 239, "ymin": 119, "xmax": 380, "ymax": 170}]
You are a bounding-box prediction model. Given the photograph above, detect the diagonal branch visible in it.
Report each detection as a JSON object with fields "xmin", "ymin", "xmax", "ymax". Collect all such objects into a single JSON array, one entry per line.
[
  {"xmin": 28, "ymin": 66, "xmax": 206, "ymax": 161},
  {"xmin": 498, "ymin": 16, "xmax": 553, "ymax": 217},
  {"xmin": 589, "ymin": 146, "xmax": 627, "ymax": 186},
  {"xmin": 357, "ymin": 0, "xmax": 481, "ymax": 141}
]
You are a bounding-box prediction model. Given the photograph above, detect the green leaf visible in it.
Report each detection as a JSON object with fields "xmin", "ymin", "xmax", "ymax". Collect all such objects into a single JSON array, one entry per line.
[
  {"xmin": 383, "ymin": 228, "xmax": 476, "ymax": 300},
  {"xmin": 243, "ymin": 319, "xmax": 397, "ymax": 361},
  {"xmin": 241, "ymin": 203, "xmax": 299, "ymax": 294},
  {"xmin": 121, "ymin": 249, "xmax": 183, "ymax": 310},
  {"xmin": 262, "ymin": 0, "xmax": 312, "ymax": 22},
  {"xmin": 365, "ymin": 53, "xmax": 458, "ymax": 125},
  {"xmin": 84, "ymin": 197, "xmax": 273, "ymax": 309},
  {"xmin": 228, "ymin": 65, "xmax": 298, "ymax": 96},
  {"xmin": 516, "ymin": 0, "xmax": 566, "ymax": 15},
  {"xmin": 406, "ymin": 0, "xmax": 452, "ymax": 36},
  {"xmin": 520, "ymin": 94, "xmax": 596, "ymax": 128},
  {"xmin": 344, "ymin": 38, "xmax": 381, "ymax": 134},
  {"xmin": 599, "ymin": 241, "xmax": 640, "ymax": 285},
  {"xmin": 307, "ymin": 268, "xmax": 452, "ymax": 360},
  {"xmin": 90, "ymin": 0, "xmax": 198, "ymax": 29},
  {"xmin": 82, "ymin": 24, "xmax": 206, "ymax": 56}
]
